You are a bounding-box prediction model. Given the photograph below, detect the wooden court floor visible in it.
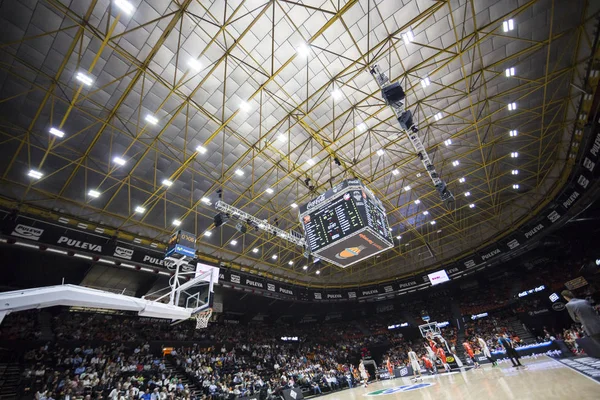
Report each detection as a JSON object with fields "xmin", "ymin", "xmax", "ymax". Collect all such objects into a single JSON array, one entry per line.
[{"xmin": 319, "ymin": 357, "xmax": 599, "ymax": 400}]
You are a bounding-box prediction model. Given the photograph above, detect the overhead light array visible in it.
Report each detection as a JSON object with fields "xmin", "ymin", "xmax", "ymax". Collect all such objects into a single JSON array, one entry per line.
[
  {"xmin": 503, "ymin": 19, "xmax": 515, "ymax": 32},
  {"xmin": 49, "ymin": 127, "xmax": 65, "ymax": 138},
  {"xmin": 75, "ymin": 72, "xmax": 94, "ymax": 86},
  {"xmin": 145, "ymin": 114, "xmax": 158, "ymax": 125},
  {"xmin": 28, "ymin": 169, "xmax": 43, "ymax": 179},
  {"xmin": 402, "ymin": 29, "xmax": 414, "ymax": 43},
  {"xmin": 114, "ymin": 0, "xmax": 135, "ymax": 15},
  {"xmin": 113, "ymin": 156, "xmax": 126, "ymax": 166}
]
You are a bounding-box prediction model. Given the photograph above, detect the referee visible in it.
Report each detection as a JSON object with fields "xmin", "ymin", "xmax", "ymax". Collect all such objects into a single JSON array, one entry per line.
[{"xmin": 496, "ymin": 334, "xmax": 523, "ymax": 368}]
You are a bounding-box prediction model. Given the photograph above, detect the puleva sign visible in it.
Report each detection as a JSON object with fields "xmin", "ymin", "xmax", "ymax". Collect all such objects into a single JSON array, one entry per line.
[{"xmin": 365, "ymin": 383, "xmax": 434, "ymax": 396}]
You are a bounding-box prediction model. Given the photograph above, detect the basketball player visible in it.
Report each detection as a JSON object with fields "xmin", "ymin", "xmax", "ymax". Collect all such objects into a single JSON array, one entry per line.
[
  {"xmin": 407, "ymin": 348, "xmax": 422, "ymax": 381},
  {"xmin": 477, "ymin": 337, "xmax": 497, "ymax": 367},
  {"xmin": 424, "ymin": 342, "xmax": 438, "ymax": 373},
  {"xmin": 421, "ymin": 353, "xmax": 435, "ymax": 375},
  {"xmin": 386, "ymin": 356, "xmax": 393, "ymax": 377},
  {"xmin": 462, "ymin": 339, "xmax": 479, "ymax": 368},
  {"xmin": 359, "ymin": 360, "xmax": 368, "ymax": 387},
  {"xmin": 436, "ymin": 344, "xmax": 451, "ymax": 372}
]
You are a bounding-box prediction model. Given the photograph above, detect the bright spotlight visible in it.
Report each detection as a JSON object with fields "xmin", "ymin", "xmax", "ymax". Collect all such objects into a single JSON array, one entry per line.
[
  {"xmin": 114, "ymin": 0, "xmax": 135, "ymax": 15},
  {"xmin": 49, "ymin": 127, "xmax": 65, "ymax": 138}
]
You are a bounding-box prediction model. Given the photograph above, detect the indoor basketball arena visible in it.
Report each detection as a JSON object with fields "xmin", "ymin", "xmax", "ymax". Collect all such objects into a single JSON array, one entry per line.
[{"xmin": 1, "ymin": 0, "xmax": 600, "ymax": 399}]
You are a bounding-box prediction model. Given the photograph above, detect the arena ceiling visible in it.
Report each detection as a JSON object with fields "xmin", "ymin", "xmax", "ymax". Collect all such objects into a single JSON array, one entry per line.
[{"xmin": 0, "ymin": 0, "xmax": 598, "ymax": 287}]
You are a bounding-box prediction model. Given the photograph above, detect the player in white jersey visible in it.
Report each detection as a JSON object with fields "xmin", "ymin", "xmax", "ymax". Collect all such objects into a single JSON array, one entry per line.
[
  {"xmin": 408, "ymin": 348, "xmax": 422, "ymax": 381},
  {"xmin": 477, "ymin": 337, "xmax": 498, "ymax": 367},
  {"xmin": 359, "ymin": 360, "xmax": 369, "ymax": 387}
]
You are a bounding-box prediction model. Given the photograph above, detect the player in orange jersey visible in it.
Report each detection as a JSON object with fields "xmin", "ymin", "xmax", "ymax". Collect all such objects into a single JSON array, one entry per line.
[{"xmin": 463, "ymin": 340, "xmax": 480, "ymax": 369}]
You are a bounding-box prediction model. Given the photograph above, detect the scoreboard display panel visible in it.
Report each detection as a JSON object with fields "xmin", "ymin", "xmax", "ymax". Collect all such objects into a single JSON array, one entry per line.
[
  {"xmin": 299, "ymin": 179, "xmax": 393, "ymax": 268},
  {"xmin": 302, "ymin": 194, "xmax": 364, "ymax": 253}
]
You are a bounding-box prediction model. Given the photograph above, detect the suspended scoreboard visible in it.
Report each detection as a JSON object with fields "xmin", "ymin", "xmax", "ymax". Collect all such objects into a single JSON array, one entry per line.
[{"xmin": 299, "ymin": 179, "xmax": 393, "ymax": 268}]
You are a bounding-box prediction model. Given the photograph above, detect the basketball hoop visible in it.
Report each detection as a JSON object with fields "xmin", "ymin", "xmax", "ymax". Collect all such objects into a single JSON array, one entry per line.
[{"xmin": 194, "ymin": 308, "xmax": 212, "ymax": 329}]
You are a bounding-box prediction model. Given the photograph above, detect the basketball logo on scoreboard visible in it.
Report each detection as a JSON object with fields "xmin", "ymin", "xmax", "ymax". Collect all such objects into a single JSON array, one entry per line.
[
  {"xmin": 335, "ymin": 245, "xmax": 366, "ymax": 260},
  {"xmin": 365, "ymin": 383, "xmax": 434, "ymax": 396}
]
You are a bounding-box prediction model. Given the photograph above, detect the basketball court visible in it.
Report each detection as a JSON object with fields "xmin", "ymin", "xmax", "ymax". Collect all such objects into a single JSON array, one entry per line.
[{"xmin": 319, "ymin": 358, "xmax": 599, "ymax": 400}]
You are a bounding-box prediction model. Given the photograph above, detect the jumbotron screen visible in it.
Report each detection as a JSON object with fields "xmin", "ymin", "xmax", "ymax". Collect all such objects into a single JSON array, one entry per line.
[{"xmin": 299, "ymin": 179, "xmax": 393, "ymax": 268}]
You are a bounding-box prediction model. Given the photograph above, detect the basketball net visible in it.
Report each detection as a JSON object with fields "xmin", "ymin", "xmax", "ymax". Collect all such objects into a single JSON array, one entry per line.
[{"xmin": 194, "ymin": 308, "xmax": 212, "ymax": 329}]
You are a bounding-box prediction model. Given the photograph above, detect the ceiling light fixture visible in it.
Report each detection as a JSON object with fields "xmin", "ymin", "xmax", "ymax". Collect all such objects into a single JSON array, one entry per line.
[
  {"xmin": 376, "ymin": 149, "xmax": 385, "ymax": 156},
  {"xmin": 402, "ymin": 29, "xmax": 414, "ymax": 43},
  {"xmin": 396, "ymin": 235, "xmax": 402, "ymax": 240},
  {"xmin": 331, "ymin": 89, "xmax": 342, "ymax": 100},
  {"xmin": 316, "ymin": 270, "xmax": 321, "ymax": 275},
  {"xmin": 188, "ymin": 59, "xmax": 202, "ymax": 72},
  {"xmin": 162, "ymin": 179, "xmax": 173, "ymax": 187},
  {"xmin": 503, "ymin": 19, "xmax": 515, "ymax": 32},
  {"xmin": 88, "ymin": 189, "xmax": 100, "ymax": 198},
  {"xmin": 452, "ymin": 160, "xmax": 459, "ymax": 167},
  {"xmin": 459, "ymin": 177, "xmax": 466, "ymax": 183},
  {"xmin": 196, "ymin": 145, "xmax": 207, "ymax": 154},
  {"xmin": 513, "ymin": 184, "xmax": 520, "ymax": 189},
  {"xmin": 434, "ymin": 112, "xmax": 442, "ymax": 121},
  {"xmin": 444, "ymin": 139, "xmax": 452, "ymax": 146},
  {"xmin": 266, "ymin": 188, "xmax": 274, "ymax": 194},
  {"xmin": 49, "ymin": 127, "xmax": 65, "ymax": 138},
  {"xmin": 420, "ymin": 77, "xmax": 431, "ymax": 88},
  {"xmin": 296, "ymin": 43, "xmax": 310, "ymax": 57},
  {"xmin": 508, "ymin": 102, "xmax": 517, "ymax": 111},
  {"xmin": 235, "ymin": 169, "xmax": 244, "ymax": 176},
  {"xmin": 511, "ymin": 152, "xmax": 519, "ymax": 158},
  {"xmin": 75, "ymin": 72, "xmax": 94, "ymax": 86},
  {"xmin": 306, "ymin": 158, "xmax": 315, "ymax": 166},
  {"xmin": 252, "ymin": 248, "xmax": 259, "ymax": 253},
  {"xmin": 135, "ymin": 206, "xmax": 146, "ymax": 213},
  {"xmin": 145, "ymin": 114, "xmax": 158, "ymax": 125},
  {"xmin": 392, "ymin": 169, "xmax": 400, "ymax": 176},
  {"xmin": 509, "ymin": 130, "xmax": 518, "ymax": 137},
  {"xmin": 469, "ymin": 203, "xmax": 475, "ymax": 208},
  {"xmin": 288, "ymin": 261, "xmax": 293, "ymax": 266},
  {"xmin": 511, "ymin": 169, "xmax": 519, "ymax": 175},
  {"xmin": 430, "ymin": 221, "xmax": 436, "ymax": 225},
  {"xmin": 173, "ymin": 219, "xmax": 181, "ymax": 226},
  {"xmin": 114, "ymin": 0, "xmax": 135, "ymax": 14},
  {"xmin": 239, "ymin": 101, "xmax": 250, "ymax": 112},
  {"xmin": 303, "ymin": 265, "xmax": 308, "ymax": 270},
  {"xmin": 414, "ymin": 199, "xmax": 421, "ymax": 204},
  {"xmin": 357, "ymin": 122, "xmax": 368, "ymax": 132},
  {"xmin": 464, "ymin": 192, "xmax": 471, "ymax": 197},
  {"xmin": 204, "ymin": 231, "xmax": 212, "ymax": 237},
  {"xmin": 291, "ymin": 203, "xmax": 298, "ymax": 209},
  {"xmin": 505, "ymin": 67, "xmax": 515, "ymax": 77},
  {"xmin": 113, "ymin": 156, "xmax": 126, "ymax": 166},
  {"xmin": 272, "ymin": 255, "xmax": 278, "ymax": 260},
  {"xmin": 423, "ymin": 211, "xmax": 429, "ymax": 215},
  {"xmin": 277, "ymin": 134, "xmax": 287, "ymax": 142},
  {"xmin": 201, "ymin": 197, "xmax": 211, "ymax": 204},
  {"xmin": 230, "ymin": 240, "xmax": 237, "ymax": 246},
  {"xmin": 404, "ymin": 185, "xmax": 411, "ymax": 192}
]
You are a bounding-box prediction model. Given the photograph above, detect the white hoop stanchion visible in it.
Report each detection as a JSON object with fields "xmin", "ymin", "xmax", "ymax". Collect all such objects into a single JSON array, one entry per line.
[{"xmin": 194, "ymin": 308, "xmax": 213, "ymax": 329}]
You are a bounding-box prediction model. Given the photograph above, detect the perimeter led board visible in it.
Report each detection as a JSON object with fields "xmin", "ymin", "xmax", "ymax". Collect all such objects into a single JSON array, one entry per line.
[
  {"xmin": 299, "ymin": 179, "xmax": 393, "ymax": 268},
  {"xmin": 427, "ymin": 269, "xmax": 450, "ymax": 285}
]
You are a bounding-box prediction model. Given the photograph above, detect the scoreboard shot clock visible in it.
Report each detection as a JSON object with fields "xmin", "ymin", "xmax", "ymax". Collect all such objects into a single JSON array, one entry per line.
[{"xmin": 299, "ymin": 179, "xmax": 394, "ymax": 268}]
